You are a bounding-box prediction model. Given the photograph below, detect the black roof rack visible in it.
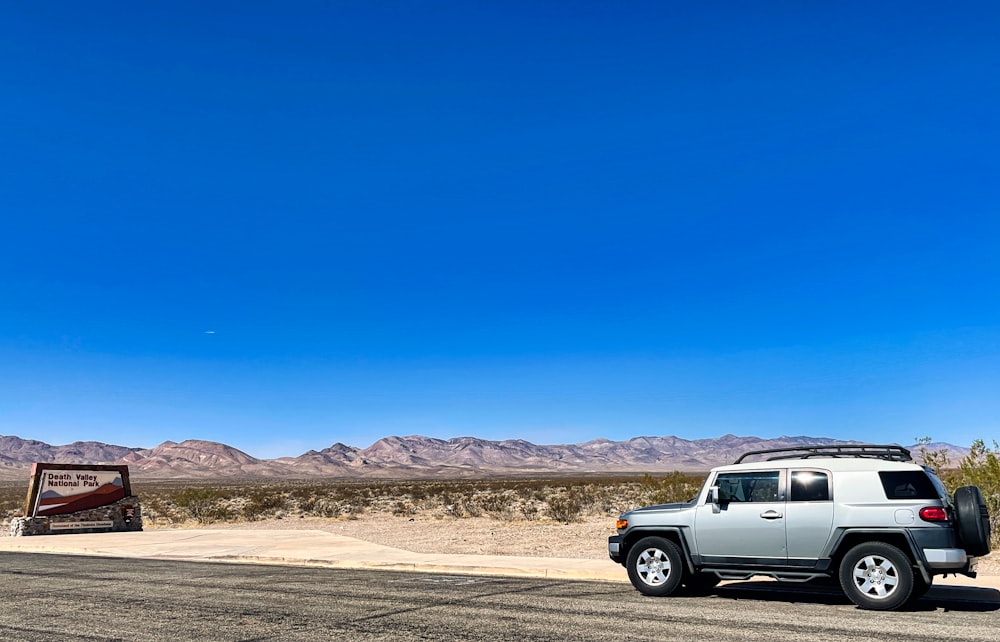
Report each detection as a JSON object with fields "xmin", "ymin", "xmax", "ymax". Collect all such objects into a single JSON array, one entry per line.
[{"xmin": 733, "ymin": 444, "xmax": 912, "ymax": 464}]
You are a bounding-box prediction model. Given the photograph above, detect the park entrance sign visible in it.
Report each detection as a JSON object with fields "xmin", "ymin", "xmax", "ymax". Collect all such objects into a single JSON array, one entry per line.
[{"xmin": 10, "ymin": 463, "xmax": 143, "ymax": 536}]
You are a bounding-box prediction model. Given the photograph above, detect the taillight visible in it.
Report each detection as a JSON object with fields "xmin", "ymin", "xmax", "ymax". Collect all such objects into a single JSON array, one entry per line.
[{"xmin": 919, "ymin": 506, "xmax": 949, "ymax": 522}]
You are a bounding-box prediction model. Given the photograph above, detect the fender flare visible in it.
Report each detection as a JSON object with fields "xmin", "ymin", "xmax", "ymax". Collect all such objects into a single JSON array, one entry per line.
[{"xmin": 621, "ymin": 526, "xmax": 697, "ymax": 574}]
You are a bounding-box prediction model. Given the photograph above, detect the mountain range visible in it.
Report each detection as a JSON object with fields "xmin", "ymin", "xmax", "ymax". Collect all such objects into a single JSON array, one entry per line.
[{"xmin": 0, "ymin": 434, "xmax": 967, "ymax": 480}]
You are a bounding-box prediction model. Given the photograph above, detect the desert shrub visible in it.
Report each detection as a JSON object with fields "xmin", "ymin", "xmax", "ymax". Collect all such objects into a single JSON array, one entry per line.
[
  {"xmin": 547, "ymin": 488, "xmax": 584, "ymax": 523},
  {"xmin": 443, "ymin": 503, "xmax": 462, "ymax": 517},
  {"xmin": 956, "ymin": 439, "xmax": 1000, "ymax": 547},
  {"xmin": 479, "ymin": 491, "xmax": 518, "ymax": 520},
  {"xmin": 297, "ymin": 494, "xmax": 319, "ymax": 513},
  {"xmin": 439, "ymin": 492, "xmax": 484, "ymax": 518},
  {"xmin": 139, "ymin": 496, "xmax": 174, "ymax": 525},
  {"xmin": 242, "ymin": 489, "xmax": 291, "ymax": 521},
  {"xmin": 173, "ymin": 487, "xmax": 232, "ymax": 524},
  {"xmin": 638, "ymin": 471, "xmax": 702, "ymax": 506},
  {"xmin": 298, "ymin": 496, "xmax": 330, "ymax": 517},
  {"xmin": 460, "ymin": 497, "xmax": 483, "ymax": 517},
  {"xmin": 0, "ymin": 486, "xmax": 22, "ymax": 536},
  {"xmin": 916, "ymin": 437, "xmax": 1000, "ymax": 548},
  {"xmin": 0, "ymin": 483, "xmax": 25, "ymax": 519},
  {"xmin": 339, "ymin": 500, "xmax": 365, "ymax": 519},
  {"xmin": 392, "ymin": 500, "xmax": 417, "ymax": 516},
  {"xmin": 914, "ymin": 437, "xmax": 958, "ymax": 485},
  {"xmin": 408, "ymin": 484, "xmax": 430, "ymax": 502}
]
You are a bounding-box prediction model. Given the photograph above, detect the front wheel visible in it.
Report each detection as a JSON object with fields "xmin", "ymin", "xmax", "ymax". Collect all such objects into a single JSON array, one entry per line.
[
  {"xmin": 626, "ymin": 536, "xmax": 684, "ymax": 597},
  {"xmin": 839, "ymin": 542, "xmax": 914, "ymax": 610}
]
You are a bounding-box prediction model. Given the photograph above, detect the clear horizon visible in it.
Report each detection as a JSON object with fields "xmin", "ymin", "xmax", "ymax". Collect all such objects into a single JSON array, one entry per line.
[{"xmin": 2, "ymin": 4, "xmax": 998, "ymax": 459}]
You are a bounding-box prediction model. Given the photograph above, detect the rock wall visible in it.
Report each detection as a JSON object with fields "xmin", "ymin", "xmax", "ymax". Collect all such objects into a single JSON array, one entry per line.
[{"xmin": 9, "ymin": 496, "xmax": 142, "ymax": 536}]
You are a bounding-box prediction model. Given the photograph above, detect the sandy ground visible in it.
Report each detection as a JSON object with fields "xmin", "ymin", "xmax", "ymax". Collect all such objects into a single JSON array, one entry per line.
[
  {"xmin": 202, "ymin": 514, "xmax": 1000, "ymax": 575},
  {"xmin": 206, "ymin": 515, "xmax": 617, "ymax": 560}
]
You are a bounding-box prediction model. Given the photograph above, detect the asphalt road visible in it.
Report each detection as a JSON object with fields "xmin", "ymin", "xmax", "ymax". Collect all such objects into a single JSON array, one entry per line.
[{"xmin": 1, "ymin": 553, "xmax": 997, "ymax": 642}]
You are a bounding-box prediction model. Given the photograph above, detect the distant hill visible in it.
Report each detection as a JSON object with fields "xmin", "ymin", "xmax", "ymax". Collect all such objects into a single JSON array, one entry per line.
[
  {"xmin": 0, "ymin": 435, "xmax": 139, "ymax": 466},
  {"xmin": 0, "ymin": 433, "xmax": 971, "ymax": 480}
]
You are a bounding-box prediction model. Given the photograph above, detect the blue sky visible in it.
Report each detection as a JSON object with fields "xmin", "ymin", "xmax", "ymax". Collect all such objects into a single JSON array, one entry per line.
[{"xmin": 2, "ymin": 3, "xmax": 998, "ymax": 458}]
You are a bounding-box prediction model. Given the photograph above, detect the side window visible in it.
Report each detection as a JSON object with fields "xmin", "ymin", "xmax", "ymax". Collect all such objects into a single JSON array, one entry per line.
[
  {"xmin": 790, "ymin": 470, "xmax": 830, "ymax": 502},
  {"xmin": 879, "ymin": 471, "xmax": 939, "ymax": 500},
  {"xmin": 716, "ymin": 471, "xmax": 780, "ymax": 503}
]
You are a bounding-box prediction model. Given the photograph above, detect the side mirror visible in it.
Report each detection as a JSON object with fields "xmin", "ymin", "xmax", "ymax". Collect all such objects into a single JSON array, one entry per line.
[{"xmin": 708, "ymin": 486, "xmax": 722, "ymax": 513}]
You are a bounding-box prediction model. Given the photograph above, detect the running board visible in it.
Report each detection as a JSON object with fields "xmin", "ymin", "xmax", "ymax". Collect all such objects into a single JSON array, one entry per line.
[{"xmin": 704, "ymin": 569, "xmax": 828, "ymax": 583}]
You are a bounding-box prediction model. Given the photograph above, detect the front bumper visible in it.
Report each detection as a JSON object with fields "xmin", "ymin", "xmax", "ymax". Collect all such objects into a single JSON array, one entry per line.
[{"xmin": 608, "ymin": 535, "xmax": 623, "ymax": 564}]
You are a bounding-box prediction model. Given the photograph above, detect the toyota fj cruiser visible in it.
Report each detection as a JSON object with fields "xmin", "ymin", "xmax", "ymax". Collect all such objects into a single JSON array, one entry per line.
[{"xmin": 608, "ymin": 444, "xmax": 991, "ymax": 610}]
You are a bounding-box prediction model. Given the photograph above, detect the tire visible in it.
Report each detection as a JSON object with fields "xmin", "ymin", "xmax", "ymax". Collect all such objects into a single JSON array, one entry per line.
[
  {"xmin": 839, "ymin": 542, "xmax": 914, "ymax": 611},
  {"xmin": 954, "ymin": 486, "xmax": 992, "ymax": 557},
  {"xmin": 681, "ymin": 572, "xmax": 721, "ymax": 595},
  {"xmin": 626, "ymin": 536, "xmax": 684, "ymax": 597}
]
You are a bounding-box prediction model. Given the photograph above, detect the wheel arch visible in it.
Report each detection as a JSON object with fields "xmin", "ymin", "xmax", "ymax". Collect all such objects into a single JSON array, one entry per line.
[
  {"xmin": 826, "ymin": 529, "xmax": 925, "ymax": 580},
  {"xmin": 621, "ymin": 527, "xmax": 696, "ymax": 574}
]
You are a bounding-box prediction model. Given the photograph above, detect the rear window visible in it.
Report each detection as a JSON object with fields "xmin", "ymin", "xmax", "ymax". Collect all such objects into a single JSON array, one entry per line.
[{"xmin": 878, "ymin": 471, "xmax": 940, "ymax": 500}]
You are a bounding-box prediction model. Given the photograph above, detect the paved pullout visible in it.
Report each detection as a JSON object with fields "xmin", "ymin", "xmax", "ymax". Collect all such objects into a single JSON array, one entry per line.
[
  {"xmin": 0, "ymin": 528, "xmax": 616, "ymax": 581},
  {"xmin": 0, "ymin": 528, "xmax": 995, "ymax": 591}
]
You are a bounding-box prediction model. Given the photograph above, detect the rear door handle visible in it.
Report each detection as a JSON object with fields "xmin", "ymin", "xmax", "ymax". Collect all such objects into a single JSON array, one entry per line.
[{"xmin": 759, "ymin": 510, "xmax": 783, "ymax": 520}]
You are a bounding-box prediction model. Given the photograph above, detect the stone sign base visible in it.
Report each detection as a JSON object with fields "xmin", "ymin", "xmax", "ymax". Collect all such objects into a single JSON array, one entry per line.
[{"xmin": 10, "ymin": 497, "xmax": 143, "ymax": 536}]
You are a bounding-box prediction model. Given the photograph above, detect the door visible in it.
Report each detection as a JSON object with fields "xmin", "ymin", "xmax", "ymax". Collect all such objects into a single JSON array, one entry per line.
[
  {"xmin": 784, "ymin": 469, "xmax": 834, "ymax": 561},
  {"xmin": 694, "ymin": 469, "xmax": 787, "ymax": 564}
]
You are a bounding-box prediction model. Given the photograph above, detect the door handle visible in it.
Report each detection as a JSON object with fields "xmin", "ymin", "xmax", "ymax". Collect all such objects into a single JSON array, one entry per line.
[{"xmin": 759, "ymin": 510, "xmax": 783, "ymax": 520}]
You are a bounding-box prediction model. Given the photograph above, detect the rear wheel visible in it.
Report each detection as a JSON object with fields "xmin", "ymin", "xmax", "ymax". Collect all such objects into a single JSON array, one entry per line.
[
  {"xmin": 626, "ymin": 536, "xmax": 684, "ymax": 597},
  {"xmin": 839, "ymin": 542, "xmax": 914, "ymax": 611}
]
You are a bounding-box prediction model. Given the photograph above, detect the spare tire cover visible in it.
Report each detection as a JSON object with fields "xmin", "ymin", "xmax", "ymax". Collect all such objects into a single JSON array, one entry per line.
[{"xmin": 954, "ymin": 486, "xmax": 991, "ymax": 557}]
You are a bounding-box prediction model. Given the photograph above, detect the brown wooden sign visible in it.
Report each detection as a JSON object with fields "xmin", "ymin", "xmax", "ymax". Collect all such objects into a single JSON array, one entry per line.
[{"xmin": 23, "ymin": 463, "xmax": 132, "ymax": 518}]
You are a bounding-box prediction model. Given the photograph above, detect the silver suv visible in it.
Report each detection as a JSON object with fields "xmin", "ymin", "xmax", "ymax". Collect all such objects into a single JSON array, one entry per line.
[{"xmin": 608, "ymin": 444, "xmax": 991, "ymax": 610}]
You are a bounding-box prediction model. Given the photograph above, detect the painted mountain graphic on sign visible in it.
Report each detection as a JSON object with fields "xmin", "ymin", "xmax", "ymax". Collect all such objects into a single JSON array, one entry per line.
[{"xmin": 37, "ymin": 482, "xmax": 126, "ymax": 516}]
